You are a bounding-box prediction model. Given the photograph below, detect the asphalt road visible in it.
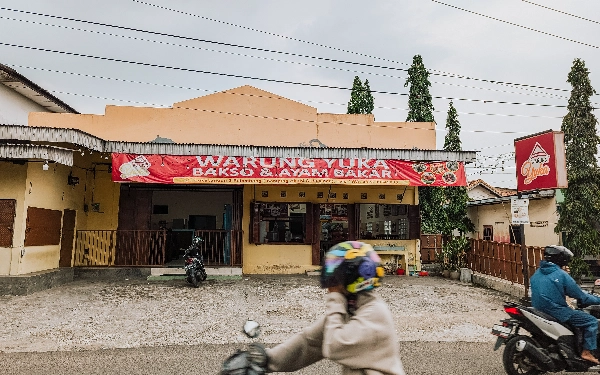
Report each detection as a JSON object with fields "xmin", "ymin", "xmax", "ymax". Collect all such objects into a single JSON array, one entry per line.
[{"xmin": 0, "ymin": 341, "xmax": 508, "ymax": 375}]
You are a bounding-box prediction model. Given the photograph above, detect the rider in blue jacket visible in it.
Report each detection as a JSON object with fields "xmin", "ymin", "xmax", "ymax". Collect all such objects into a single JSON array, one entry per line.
[{"xmin": 530, "ymin": 245, "xmax": 600, "ymax": 364}]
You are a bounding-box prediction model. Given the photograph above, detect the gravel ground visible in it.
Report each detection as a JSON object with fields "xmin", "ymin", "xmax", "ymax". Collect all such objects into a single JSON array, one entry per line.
[{"xmin": 0, "ymin": 275, "xmax": 510, "ymax": 353}]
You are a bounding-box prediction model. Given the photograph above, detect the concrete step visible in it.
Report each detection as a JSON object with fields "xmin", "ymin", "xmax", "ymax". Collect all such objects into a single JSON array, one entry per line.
[{"xmin": 150, "ymin": 267, "xmax": 242, "ymax": 276}]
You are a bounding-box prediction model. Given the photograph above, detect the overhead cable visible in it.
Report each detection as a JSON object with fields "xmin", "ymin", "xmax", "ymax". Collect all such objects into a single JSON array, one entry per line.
[
  {"xmin": 14, "ymin": 65, "xmax": 564, "ymax": 119},
  {"xmin": 0, "ymin": 41, "xmax": 572, "ymax": 109},
  {"xmin": 522, "ymin": 1, "xmax": 600, "ymax": 25},
  {"xmin": 0, "ymin": 6, "xmax": 573, "ymax": 93},
  {"xmin": 131, "ymin": 0, "xmax": 573, "ymax": 94},
  {"xmin": 432, "ymin": 0, "xmax": 600, "ymax": 49},
  {"xmin": 0, "ymin": 14, "xmax": 575, "ymax": 102}
]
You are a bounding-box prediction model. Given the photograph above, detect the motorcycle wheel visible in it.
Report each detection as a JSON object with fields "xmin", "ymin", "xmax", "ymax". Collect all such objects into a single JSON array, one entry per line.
[
  {"xmin": 191, "ymin": 272, "xmax": 199, "ymax": 288},
  {"xmin": 503, "ymin": 336, "xmax": 545, "ymax": 375},
  {"xmin": 200, "ymin": 270, "xmax": 207, "ymax": 281}
]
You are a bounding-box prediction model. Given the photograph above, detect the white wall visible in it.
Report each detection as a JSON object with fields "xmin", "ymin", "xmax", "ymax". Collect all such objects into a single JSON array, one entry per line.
[
  {"xmin": 0, "ymin": 84, "xmax": 50, "ymax": 125},
  {"xmin": 467, "ymin": 197, "xmax": 560, "ymax": 247}
]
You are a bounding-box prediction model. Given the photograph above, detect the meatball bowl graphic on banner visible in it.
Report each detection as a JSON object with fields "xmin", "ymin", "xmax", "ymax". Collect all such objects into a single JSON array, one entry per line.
[
  {"xmin": 514, "ymin": 130, "xmax": 567, "ymax": 191},
  {"xmin": 111, "ymin": 154, "xmax": 468, "ymax": 186}
]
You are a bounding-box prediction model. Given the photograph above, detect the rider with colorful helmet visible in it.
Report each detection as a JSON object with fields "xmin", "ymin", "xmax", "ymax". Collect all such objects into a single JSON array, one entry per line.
[
  {"xmin": 222, "ymin": 240, "xmax": 406, "ymax": 375},
  {"xmin": 321, "ymin": 241, "xmax": 385, "ymax": 294}
]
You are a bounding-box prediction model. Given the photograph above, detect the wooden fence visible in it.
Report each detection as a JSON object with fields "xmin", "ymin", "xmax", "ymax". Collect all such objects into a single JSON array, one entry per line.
[
  {"xmin": 74, "ymin": 229, "xmax": 243, "ymax": 267},
  {"xmin": 420, "ymin": 234, "xmax": 448, "ymax": 263},
  {"xmin": 466, "ymin": 239, "xmax": 544, "ymax": 285},
  {"xmin": 74, "ymin": 230, "xmax": 116, "ymax": 266}
]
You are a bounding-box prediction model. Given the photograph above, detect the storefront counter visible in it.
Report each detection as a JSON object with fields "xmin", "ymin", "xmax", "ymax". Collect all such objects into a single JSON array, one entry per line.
[{"xmin": 361, "ymin": 239, "xmax": 420, "ymax": 273}]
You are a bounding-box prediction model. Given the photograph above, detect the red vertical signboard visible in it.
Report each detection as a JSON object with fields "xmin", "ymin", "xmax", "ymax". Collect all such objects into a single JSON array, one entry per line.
[{"xmin": 514, "ymin": 130, "xmax": 567, "ymax": 192}]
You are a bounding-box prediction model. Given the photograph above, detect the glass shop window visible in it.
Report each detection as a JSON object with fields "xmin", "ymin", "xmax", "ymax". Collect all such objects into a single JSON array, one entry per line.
[
  {"xmin": 257, "ymin": 203, "xmax": 307, "ymax": 244},
  {"xmin": 359, "ymin": 204, "xmax": 410, "ymax": 240}
]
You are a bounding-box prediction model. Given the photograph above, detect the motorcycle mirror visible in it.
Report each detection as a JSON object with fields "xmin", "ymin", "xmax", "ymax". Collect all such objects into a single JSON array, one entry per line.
[{"xmin": 243, "ymin": 319, "xmax": 261, "ymax": 338}]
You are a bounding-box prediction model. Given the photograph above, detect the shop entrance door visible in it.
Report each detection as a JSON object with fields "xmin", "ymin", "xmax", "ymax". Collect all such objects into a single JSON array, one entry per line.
[
  {"xmin": 318, "ymin": 204, "xmax": 353, "ymax": 260},
  {"xmin": 59, "ymin": 209, "xmax": 76, "ymax": 267}
]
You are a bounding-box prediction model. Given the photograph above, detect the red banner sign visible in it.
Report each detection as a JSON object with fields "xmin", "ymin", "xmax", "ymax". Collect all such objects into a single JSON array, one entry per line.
[
  {"xmin": 514, "ymin": 130, "xmax": 567, "ymax": 191},
  {"xmin": 111, "ymin": 154, "xmax": 467, "ymax": 186}
]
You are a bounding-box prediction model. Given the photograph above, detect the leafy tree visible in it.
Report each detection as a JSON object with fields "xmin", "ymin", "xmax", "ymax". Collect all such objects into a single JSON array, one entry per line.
[
  {"xmin": 419, "ymin": 187, "xmax": 447, "ymax": 234},
  {"xmin": 404, "ymin": 55, "xmax": 440, "ymax": 233},
  {"xmin": 443, "ymin": 102, "xmax": 474, "ymax": 235},
  {"xmin": 347, "ymin": 76, "xmax": 375, "ymax": 115},
  {"xmin": 440, "ymin": 102, "xmax": 474, "ymax": 270},
  {"xmin": 405, "ymin": 55, "xmax": 435, "ymax": 123},
  {"xmin": 362, "ymin": 79, "xmax": 374, "ymax": 115},
  {"xmin": 556, "ymin": 58, "xmax": 600, "ymax": 280},
  {"xmin": 443, "ymin": 102, "xmax": 461, "ymax": 151}
]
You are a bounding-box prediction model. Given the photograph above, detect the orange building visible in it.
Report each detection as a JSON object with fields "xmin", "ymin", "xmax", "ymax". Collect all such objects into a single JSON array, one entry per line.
[{"xmin": 1, "ymin": 85, "xmax": 476, "ymax": 278}]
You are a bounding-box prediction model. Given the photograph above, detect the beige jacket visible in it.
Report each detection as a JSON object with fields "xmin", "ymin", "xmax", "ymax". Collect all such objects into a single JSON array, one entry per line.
[{"xmin": 266, "ymin": 291, "xmax": 406, "ymax": 375}]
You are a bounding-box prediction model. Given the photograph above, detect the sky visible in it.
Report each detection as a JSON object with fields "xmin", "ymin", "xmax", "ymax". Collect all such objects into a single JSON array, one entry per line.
[{"xmin": 0, "ymin": 0, "xmax": 599, "ymax": 189}]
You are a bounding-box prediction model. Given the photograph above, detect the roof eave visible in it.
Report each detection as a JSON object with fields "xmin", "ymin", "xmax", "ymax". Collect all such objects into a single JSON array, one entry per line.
[
  {"xmin": 0, "ymin": 64, "xmax": 78, "ymax": 114},
  {"xmin": 0, "ymin": 124, "xmax": 478, "ymax": 162}
]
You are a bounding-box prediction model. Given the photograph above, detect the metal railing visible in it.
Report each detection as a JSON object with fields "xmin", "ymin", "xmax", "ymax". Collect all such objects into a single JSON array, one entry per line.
[
  {"xmin": 74, "ymin": 229, "xmax": 243, "ymax": 267},
  {"xmin": 193, "ymin": 230, "xmax": 243, "ymax": 266}
]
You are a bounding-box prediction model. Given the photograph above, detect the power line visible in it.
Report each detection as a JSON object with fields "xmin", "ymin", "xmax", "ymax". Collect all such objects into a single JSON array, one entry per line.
[
  {"xmin": 522, "ymin": 1, "xmax": 600, "ymax": 25},
  {"xmin": 47, "ymin": 89, "xmax": 536, "ymax": 135},
  {"xmin": 432, "ymin": 0, "xmax": 600, "ymax": 49},
  {"xmin": 131, "ymin": 0, "xmax": 417, "ymax": 66},
  {"xmin": 13, "ymin": 64, "xmax": 564, "ymax": 119},
  {"xmin": 0, "ymin": 14, "xmax": 574, "ymax": 102},
  {"xmin": 0, "ymin": 6, "xmax": 574, "ymax": 94},
  {"xmin": 0, "ymin": 41, "xmax": 573, "ymax": 109},
  {"xmin": 132, "ymin": 0, "xmax": 575, "ymax": 94},
  {"xmin": 478, "ymin": 143, "xmax": 513, "ymax": 150}
]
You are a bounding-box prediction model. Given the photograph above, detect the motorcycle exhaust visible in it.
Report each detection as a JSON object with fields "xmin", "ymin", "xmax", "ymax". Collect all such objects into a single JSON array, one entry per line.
[{"xmin": 516, "ymin": 340, "xmax": 554, "ymax": 371}]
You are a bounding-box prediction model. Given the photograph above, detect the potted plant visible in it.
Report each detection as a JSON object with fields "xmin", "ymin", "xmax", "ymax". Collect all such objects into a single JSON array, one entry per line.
[
  {"xmin": 443, "ymin": 236, "xmax": 469, "ymax": 280},
  {"xmin": 435, "ymin": 247, "xmax": 451, "ymax": 277}
]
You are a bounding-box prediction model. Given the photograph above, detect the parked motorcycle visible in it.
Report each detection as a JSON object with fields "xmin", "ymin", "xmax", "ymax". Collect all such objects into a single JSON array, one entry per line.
[
  {"xmin": 183, "ymin": 236, "xmax": 207, "ymax": 288},
  {"xmin": 492, "ymin": 281, "xmax": 600, "ymax": 374}
]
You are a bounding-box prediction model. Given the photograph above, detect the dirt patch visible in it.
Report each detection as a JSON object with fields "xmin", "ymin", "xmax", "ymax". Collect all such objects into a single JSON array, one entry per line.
[{"xmin": 0, "ymin": 275, "xmax": 510, "ymax": 353}]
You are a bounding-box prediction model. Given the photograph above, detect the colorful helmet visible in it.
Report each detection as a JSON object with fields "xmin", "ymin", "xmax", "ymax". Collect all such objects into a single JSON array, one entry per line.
[{"xmin": 321, "ymin": 241, "xmax": 384, "ymax": 294}]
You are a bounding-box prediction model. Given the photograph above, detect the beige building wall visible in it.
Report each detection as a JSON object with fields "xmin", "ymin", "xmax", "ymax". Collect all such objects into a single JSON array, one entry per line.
[
  {"xmin": 17, "ymin": 162, "xmax": 84, "ymax": 274},
  {"xmin": 80, "ymin": 160, "xmax": 121, "ymax": 231},
  {"xmin": 241, "ymin": 184, "xmax": 420, "ymax": 274},
  {"xmin": 29, "ymin": 86, "xmax": 436, "ymax": 150},
  {"xmin": 467, "ymin": 197, "xmax": 560, "ymax": 247},
  {"xmin": 0, "ymin": 162, "xmax": 27, "ymax": 275},
  {"xmin": 0, "ymin": 152, "xmax": 119, "ymax": 275}
]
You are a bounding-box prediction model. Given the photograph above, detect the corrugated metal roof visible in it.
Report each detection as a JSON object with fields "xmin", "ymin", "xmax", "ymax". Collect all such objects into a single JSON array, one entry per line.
[
  {"xmin": 0, "ymin": 124, "xmax": 104, "ymax": 151},
  {"xmin": 467, "ymin": 189, "xmax": 555, "ymax": 206},
  {"xmin": 0, "ymin": 124, "xmax": 478, "ymax": 162},
  {"xmin": 0, "ymin": 64, "xmax": 78, "ymax": 114},
  {"xmin": 105, "ymin": 142, "xmax": 477, "ymax": 161},
  {"xmin": 0, "ymin": 144, "xmax": 73, "ymax": 166}
]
